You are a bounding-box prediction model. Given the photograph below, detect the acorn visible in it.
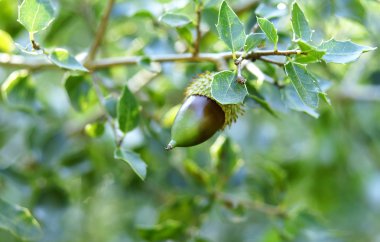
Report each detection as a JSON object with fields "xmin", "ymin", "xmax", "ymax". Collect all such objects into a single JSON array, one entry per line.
[{"xmin": 166, "ymin": 72, "xmax": 244, "ymax": 150}]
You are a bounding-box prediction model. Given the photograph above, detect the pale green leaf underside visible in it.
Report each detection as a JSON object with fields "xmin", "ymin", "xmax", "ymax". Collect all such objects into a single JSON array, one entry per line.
[
  {"xmin": 159, "ymin": 13, "xmax": 191, "ymax": 27},
  {"xmin": 114, "ymin": 148, "xmax": 147, "ymax": 180},
  {"xmin": 319, "ymin": 39, "xmax": 376, "ymax": 64},
  {"xmin": 117, "ymin": 85, "xmax": 140, "ymax": 133},
  {"xmin": 291, "ymin": 2, "xmax": 312, "ymax": 41},
  {"xmin": 18, "ymin": 0, "xmax": 55, "ymax": 33},
  {"xmin": 282, "ymin": 85, "xmax": 319, "ymax": 118},
  {"xmin": 48, "ymin": 48, "xmax": 88, "ymax": 71},
  {"xmin": 284, "ymin": 62, "xmax": 320, "ymax": 108},
  {"xmin": 211, "ymin": 70, "xmax": 248, "ymax": 104},
  {"xmin": 216, "ymin": 1, "xmax": 246, "ymax": 53},
  {"xmin": 0, "ymin": 198, "xmax": 42, "ymax": 240},
  {"xmin": 257, "ymin": 17, "xmax": 278, "ymax": 48}
]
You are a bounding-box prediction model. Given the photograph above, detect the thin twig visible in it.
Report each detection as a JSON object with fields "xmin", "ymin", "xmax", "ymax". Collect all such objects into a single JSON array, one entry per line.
[
  {"xmin": 193, "ymin": 3, "xmax": 203, "ymax": 57},
  {"xmin": 246, "ymin": 49, "xmax": 301, "ymax": 59},
  {"xmin": 258, "ymin": 57, "xmax": 285, "ymax": 66},
  {"xmin": 84, "ymin": 0, "xmax": 115, "ymax": 66},
  {"xmin": 251, "ymin": 23, "xmax": 259, "ymax": 33},
  {"xmin": 93, "ymin": 50, "xmax": 300, "ymax": 68},
  {"xmin": 91, "ymin": 74, "xmax": 119, "ymax": 144},
  {"xmin": 0, "ymin": 50, "xmax": 301, "ymax": 70},
  {"xmin": 219, "ymin": 194, "xmax": 287, "ymax": 217}
]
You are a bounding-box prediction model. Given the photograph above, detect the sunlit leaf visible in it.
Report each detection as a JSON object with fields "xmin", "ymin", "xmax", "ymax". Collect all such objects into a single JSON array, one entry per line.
[
  {"xmin": 48, "ymin": 48, "xmax": 88, "ymax": 72},
  {"xmin": 319, "ymin": 39, "xmax": 376, "ymax": 64},
  {"xmin": 85, "ymin": 122, "xmax": 105, "ymax": 138},
  {"xmin": 291, "ymin": 2, "xmax": 312, "ymax": 41},
  {"xmin": 257, "ymin": 17, "xmax": 278, "ymax": 49},
  {"xmin": 18, "ymin": 0, "xmax": 55, "ymax": 33},
  {"xmin": 211, "ymin": 71, "xmax": 247, "ymax": 104},
  {"xmin": 176, "ymin": 26, "xmax": 193, "ymax": 46},
  {"xmin": 64, "ymin": 74, "xmax": 95, "ymax": 112},
  {"xmin": 0, "ymin": 30, "xmax": 15, "ymax": 53},
  {"xmin": 216, "ymin": 1, "xmax": 246, "ymax": 53}
]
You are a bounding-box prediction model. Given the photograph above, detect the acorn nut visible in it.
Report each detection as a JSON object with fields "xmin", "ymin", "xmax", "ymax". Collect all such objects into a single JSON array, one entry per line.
[{"xmin": 166, "ymin": 72, "xmax": 244, "ymax": 150}]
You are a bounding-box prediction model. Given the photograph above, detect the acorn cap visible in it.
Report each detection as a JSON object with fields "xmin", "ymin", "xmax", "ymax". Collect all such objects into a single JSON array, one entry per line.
[{"xmin": 185, "ymin": 72, "xmax": 244, "ymax": 129}]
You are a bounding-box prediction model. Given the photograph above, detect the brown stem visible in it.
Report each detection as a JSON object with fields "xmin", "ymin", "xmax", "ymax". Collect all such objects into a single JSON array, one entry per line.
[
  {"xmin": 91, "ymin": 74, "xmax": 120, "ymax": 145},
  {"xmin": 246, "ymin": 50, "xmax": 301, "ymax": 59},
  {"xmin": 0, "ymin": 50, "xmax": 301, "ymax": 70},
  {"xmin": 84, "ymin": 0, "xmax": 116, "ymax": 67},
  {"xmin": 258, "ymin": 57, "xmax": 285, "ymax": 66},
  {"xmin": 193, "ymin": 3, "xmax": 202, "ymax": 57}
]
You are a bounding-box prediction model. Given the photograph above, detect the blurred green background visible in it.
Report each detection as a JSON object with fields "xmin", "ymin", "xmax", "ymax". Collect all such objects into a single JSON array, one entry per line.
[{"xmin": 0, "ymin": 0, "xmax": 379, "ymax": 241}]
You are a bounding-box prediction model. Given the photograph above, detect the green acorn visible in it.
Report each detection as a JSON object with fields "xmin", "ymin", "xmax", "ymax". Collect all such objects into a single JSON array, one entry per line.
[{"xmin": 166, "ymin": 72, "xmax": 244, "ymax": 150}]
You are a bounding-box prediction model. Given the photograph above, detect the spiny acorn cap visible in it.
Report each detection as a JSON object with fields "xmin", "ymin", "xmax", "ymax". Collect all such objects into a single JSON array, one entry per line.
[{"xmin": 185, "ymin": 71, "xmax": 244, "ymax": 129}]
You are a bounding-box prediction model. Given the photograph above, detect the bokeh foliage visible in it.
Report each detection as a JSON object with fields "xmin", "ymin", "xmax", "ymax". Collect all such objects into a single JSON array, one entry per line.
[{"xmin": 1, "ymin": 0, "xmax": 380, "ymax": 241}]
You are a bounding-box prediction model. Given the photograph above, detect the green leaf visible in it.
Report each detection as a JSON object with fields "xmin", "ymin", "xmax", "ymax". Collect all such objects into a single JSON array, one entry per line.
[
  {"xmin": 284, "ymin": 62, "xmax": 320, "ymax": 108},
  {"xmin": 0, "ymin": 30, "xmax": 15, "ymax": 53},
  {"xmin": 48, "ymin": 48, "xmax": 88, "ymax": 72},
  {"xmin": 138, "ymin": 220, "xmax": 183, "ymax": 241},
  {"xmin": 319, "ymin": 39, "xmax": 376, "ymax": 64},
  {"xmin": 176, "ymin": 26, "xmax": 193, "ymax": 46},
  {"xmin": 244, "ymin": 33, "xmax": 266, "ymax": 52},
  {"xmin": 18, "ymin": 0, "xmax": 55, "ymax": 33},
  {"xmin": 183, "ymin": 159, "xmax": 209, "ymax": 186},
  {"xmin": 114, "ymin": 148, "xmax": 147, "ymax": 180},
  {"xmin": 248, "ymin": 95, "xmax": 278, "ymax": 117},
  {"xmin": 291, "ymin": 2, "xmax": 312, "ymax": 41},
  {"xmin": 117, "ymin": 85, "xmax": 139, "ymax": 133},
  {"xmin": 15, "ymin": 42, "xmax": 43, "ymax": 55},
  {"xmin": 159, "ymin": 13, "xmax": 191, "ymax": 27},
  {"xmin": 216, "ymin": 1, "xmax": 246, "ymax": 53},
  {"xmin": 257, "ymin": 17, "xmax": 278, "ymax": 49},
  {"xmin": 103, "ymin": 95, "xmax": 118, "ymax": 119},
  {"xmin": 0, "ymin": 70, "xmax": 36, "ymax": 108},
  {"xmin": 282, "ymin": 85, "xmax": 319, "ymax": 118},
  {"xmin": 84, "ymin": 122, "xmax": 105, "ymax": 138},
  {"xmin": 210, "ymin": 136, "xmax": 242, "ymax": 181},
  {"xmin": 245, "ymin": 82, "xmax": 277, "ymax": 117},
  {"xmin": 64, "ymin": 74, "xmax": 95, "ymax": 112},
  {"xmin": 294, "ymin": 40, "xmax": 325, "ymax": 63},
  {"xmin": 0, "ymin": 198, "xmax": 42, "ymax": 240},
  {"xmin": 211, "ymin": 71, "xmax": 248, "ymax": 105}
]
